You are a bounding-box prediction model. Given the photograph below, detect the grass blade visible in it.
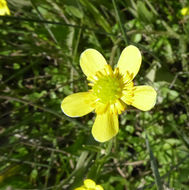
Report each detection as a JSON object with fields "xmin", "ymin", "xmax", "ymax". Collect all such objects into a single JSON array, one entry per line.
[
  {"xmin": 145, "ymin": 134, "xmax": 163, "ymax": 190},
  {"xmin": 112, "ymin": 0, "xmax": 129, "ymax": 45},
  {"xmin": 0, "ymin": 15, "xmax": 114, "ymax": 36}
]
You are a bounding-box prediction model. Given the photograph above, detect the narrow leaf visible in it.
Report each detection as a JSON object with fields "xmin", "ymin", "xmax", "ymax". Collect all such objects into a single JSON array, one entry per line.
[
  {"xmin": 145, "ymin": 134, "xmax": 163, "ymax": 190},
  {"xmin": 112, "ymin": 0, "xmax": 128, "ymax": 45}
]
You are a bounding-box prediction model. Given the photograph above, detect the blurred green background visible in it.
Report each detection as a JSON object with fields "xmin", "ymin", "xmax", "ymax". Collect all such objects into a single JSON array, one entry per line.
[{"xmin": 0, "ymin": 0, "xmax": 189, "ymax": 189}]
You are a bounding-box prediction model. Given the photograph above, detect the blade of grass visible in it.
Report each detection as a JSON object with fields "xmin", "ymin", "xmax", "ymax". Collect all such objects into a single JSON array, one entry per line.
[
  {"xmin": 30, "ymin": 0, "xmax": 58, "ymax": 44},
  {"xmin": 145, "ymin": 134, "xmax": 163, "ymax": 190},
  {"xmin": 137, "ymin": 153, "xmax": 189, "ymax": 190},
  {"xmin": 80, "ymin": 0, "xmax": 115, "ymax": 43},
  {"xmin": 1, "ymin": 156, "xmax": 49, "ymax": 168},
  {"xmin": 112, "ymin": 0, "xmax": 129, "ymax": 45},
  {"xmin": 144, "ymin": 0, "xmax": 158, "ymax": 16},
  {"xmin": 0, "ymin": 15, "xmax": 115, "ymax": 36},
  {"xmin": 2, "ymin": 61, "xmax": 35, "ymax": 84}
]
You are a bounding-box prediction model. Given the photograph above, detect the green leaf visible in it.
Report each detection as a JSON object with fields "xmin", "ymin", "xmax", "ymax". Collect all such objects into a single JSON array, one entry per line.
[
  {"xmin": 65, "ymin": 5, "xmax": 83, "ymax": 19},
  {"xmin": 137, "ymin": 1, "xmax": 155, "ymax": 23},
  {"xmin": 145, "ymin": 134, "xmax": 163, "ymax": 190}
]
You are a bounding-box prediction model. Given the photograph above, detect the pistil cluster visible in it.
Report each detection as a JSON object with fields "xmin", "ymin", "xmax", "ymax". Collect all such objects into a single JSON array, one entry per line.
[{"xmin": 88, "ymin": 65, "xmax": 134, "ymax": 115}]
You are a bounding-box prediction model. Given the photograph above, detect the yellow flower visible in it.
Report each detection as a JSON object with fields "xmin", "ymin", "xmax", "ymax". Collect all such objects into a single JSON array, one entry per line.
[
  {"xmin": 0, "ymin": 0, "xmax": 10, "ymax": 15},
  {"xmin": 74, "ymin": 179, "xmax": 104, "ymax": 190},
  {"xmin": 181, "ymin": 7, "xmax": 189, "ymax": 16},
  {"xmin": 61, "ymin": 45, "xmax": 157, "ymax": 142}
]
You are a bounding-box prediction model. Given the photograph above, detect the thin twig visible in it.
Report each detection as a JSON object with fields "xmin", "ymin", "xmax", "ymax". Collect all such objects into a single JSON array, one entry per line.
[
  {"xmin": 21, "ymin": 142, "xmax": 72, "ymax": 156},
  {"xmin": 1, "ymin": 156, "xmax": 49, "ymax": 168},
  {"xmin": 169, "ymin": 72, "xmax": 189, "ymax": 88}
]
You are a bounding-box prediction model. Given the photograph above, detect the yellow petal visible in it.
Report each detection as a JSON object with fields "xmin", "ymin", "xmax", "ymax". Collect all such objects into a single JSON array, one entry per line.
[
  {"xmin": 117, "ymin": 45, "xmax": 142, "ymax": 79},
  {"xmin": 84, "ymin": 179, "xmax": 96, "ymax": 188},
  {"xmin": 92, "ymin": 108, "xmax": 118, "ymax": 142},
  {"xmin": 96, "ymin": 185, "xmax": 104, "ymax": 190},
  {"xmin": 131, "ymin": 86, "xmax": 157, "ymax": 111},
  {"xmin": 0, "ymin": 0, "xmax": 10, "ymax": 15},
  {"xmin": 61, "ymin": 92, "xmax": 95, "ymax": 117},
  {"xmin": 0, "ymin": 7, "xmax": 10, "ymax": 15},
  {"xmin": 80, "ymin": 49, "xmax": 107, "ymax": 77},
  {"xmin": 95, "ymin": 102, "xmax": 109, "ymax": 114},
  {"xmin": 181, "ymin": 7, "xmax": 189, "ymax": 16}
]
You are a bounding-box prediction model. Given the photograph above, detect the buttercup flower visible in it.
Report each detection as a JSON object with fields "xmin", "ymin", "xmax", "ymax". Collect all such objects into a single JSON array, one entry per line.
[
  {"xmin": 61, "ymin": 45, "xmax": 157, "ymax": 142},
  {"xmin": 181, "ymin": 7, "xmax": 189, "ymax": 16},
  {"xmin": 75, "ymin": 179, "xmax": 104, "ymax": 190},
  {"xmin": 0, "ymin": 0, "xmax": 10, "ymax": 15}
]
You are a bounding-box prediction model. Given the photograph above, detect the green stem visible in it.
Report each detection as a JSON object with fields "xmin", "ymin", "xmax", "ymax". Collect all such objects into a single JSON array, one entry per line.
[
  {"xmin": 30, "ymin": 0, "xmax": 58, "ymax": 44},
  {"xmin": 112, "ymin": 0, "xmax": 129, "ymax": 45},
  {"xmin": 145, "ymin": 133, "xmax": 163, "ymax": 190}
]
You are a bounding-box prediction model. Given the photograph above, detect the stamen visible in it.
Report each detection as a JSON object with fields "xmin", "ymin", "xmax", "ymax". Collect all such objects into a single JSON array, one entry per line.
[
  {"xmin": 87, "ymin": 75, "xmax": 98, "ymax": 83},
  {"xmin": 122, "ymin": 71, "xmax": 133, "ymax": 84},
  {"xmin": 88, "ymin": 83, "xmax": 94, "ymax": 87},
  {"xmin": 104, "ymin": 64, "xmax": 113, "ymax": 76},
  {"xmin": 95, "ymin": 102, "xmax": 109, "ymax": 114},
  {"xmin": 113, "ymin": 67, "xmax": 119, "ymax": 76},
  {"xmin": 96, "ymin": 71, "xmax": 104, "ymax": 78},
  {"xmin": 88, "ymin": 66, "xmax": 135, "ymax": 114},
  {"xmin": 123, "ymin": 82, "xmax": 134, "ymax": 90}
]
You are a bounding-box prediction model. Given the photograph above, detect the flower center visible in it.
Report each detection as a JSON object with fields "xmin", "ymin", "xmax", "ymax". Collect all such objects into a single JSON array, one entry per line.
[{"xmin": 92, "ymin": 75, "xmax": 122, "ymax": 104}]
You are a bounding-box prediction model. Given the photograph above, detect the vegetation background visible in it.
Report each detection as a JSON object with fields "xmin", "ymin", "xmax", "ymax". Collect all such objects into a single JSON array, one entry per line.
[{"xmin": 0, "ymin": 0, "xmax": 189, "ymax": 189}]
